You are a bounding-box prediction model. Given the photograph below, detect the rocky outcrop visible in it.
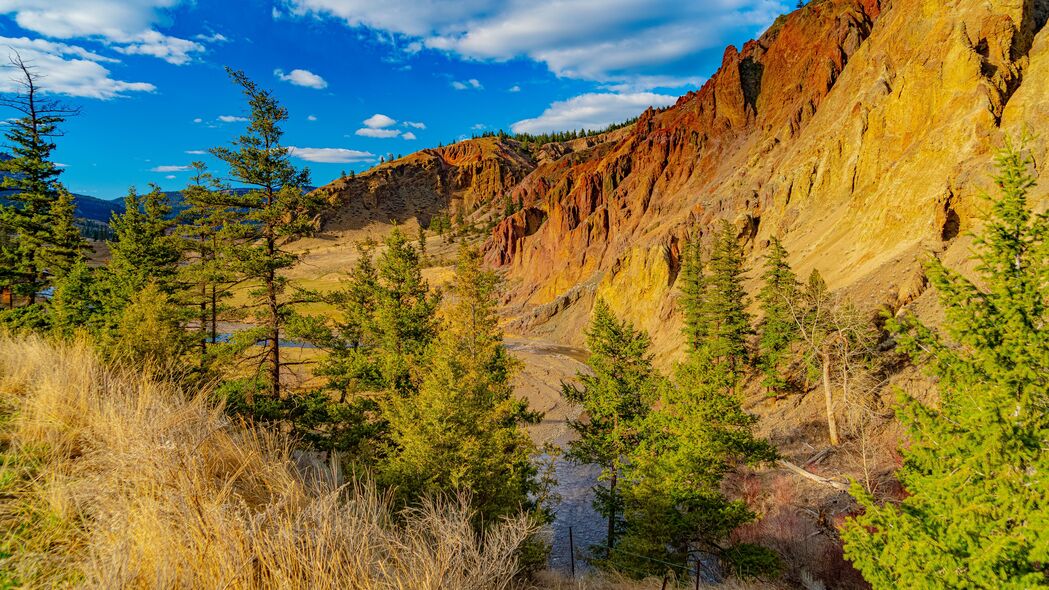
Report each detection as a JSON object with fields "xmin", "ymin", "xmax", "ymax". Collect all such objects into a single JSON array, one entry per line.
[
  {"xmin": 315, "ymin": 137, "xmax": 536, "ymax": 232},
  {"xmin": 482, "ymin": 0, "xmax": 1049, "ymax": 357}
]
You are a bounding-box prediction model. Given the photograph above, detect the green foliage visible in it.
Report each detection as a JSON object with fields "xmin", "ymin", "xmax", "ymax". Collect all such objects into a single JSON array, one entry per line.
[
  {"xmin": 104, "ymin": 185, "xmax": 180, "ymax": 301},
  {"xmin": 49, "ymin": 262, "xmax": 97, "ymax": 338},
  {"xmin": 678, "ymin": 232, "xmax": 707, "ymax": 352},
  {"xmin": 564, "ymin": 299, "xmax": 659, "ymax": 556},
  {"xmin": 105, "ymin": 283, "xmax": 194, "ymax": 369},
  {"xmin": 209, "ymin": 68, "xmax": 320, "ymax": 399},
  {"xmin": 702, "ymin": 221, "xmax": 753, "ymax": 374},
  {"xmin": 0, "ymin": 56, "xmax": 80, "ymax": 304},
  {"xmin": 381, "ymin": 247, "xmax": 542, "ymax": 529},
  {"xmin": 842, "ymin": 143, "xmax": 1049, "ymax": 589},
  {"xmin": 756, "ymin": 238, "xmax": 799, "ymax": 392}
]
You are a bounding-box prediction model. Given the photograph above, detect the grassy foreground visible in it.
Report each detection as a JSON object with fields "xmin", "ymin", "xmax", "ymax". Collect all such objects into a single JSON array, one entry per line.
[{"xmin": 0, "ymin": 334, "xmax": 534, "ymax": 589}]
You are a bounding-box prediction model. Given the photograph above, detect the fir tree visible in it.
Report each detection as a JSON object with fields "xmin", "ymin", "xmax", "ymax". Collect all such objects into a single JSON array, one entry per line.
[
  {"xmin": 209, "ymin": 69, "xmax": 319, "ymax": 401},
  {"xmin": 756, "ymin": 237, "xmax": 799, "ymax": 393},
  {"xmin": 381, "ymin": 247, "xmax": 541, "ymax": 525},
  {"xmin": 842, "ymin": 143, "xmax": 1049, "ymax": 589},
  {"xmin": 678, "ymin": 231, "xmax": 707, "ymax": 352},
  {"xmin": 50, "ymin": 261, "xmax": 97, "ymax": 338},
  {"xmin": 177, "ymin": 161, "xmax": 235, "ymax": 364},
  {"xmin": 42, "ymin": 188, "xmax": 88, "ymax": 279},
  {"xmin": 564, "ymin": 299, "xmax": 659, "ymax": 557},
  {"xmin": 0, "ymin": 53, "xmax": 79, "ymax": 302},
  {"xmin": 702, "ymin": 221, "xmax": 752, "ymax": 374},
  {"xmin": 104, "ymin": 185, "xmax": 179, "ymax": 302}
]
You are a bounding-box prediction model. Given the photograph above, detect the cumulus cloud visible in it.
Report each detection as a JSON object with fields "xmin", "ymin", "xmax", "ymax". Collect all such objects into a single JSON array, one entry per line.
[
  {"xmin": 0, "ymin": 36, "xmax": 155, "ymax": 99},
  {"xmin": 402, "ymin": 131, "xmax": 416, "ymax": 140},
  {"xmin": 151, "ymin": 165, "xmax": 191, "ymax": 172},
  {"xmin": 289, "ymin": 147, "xmax": 374, "ymax": 163},
  {"xmin": 355, "ymin": 128, "xmax": 401, "ymax": 138},
  {"xmin": 362, "ymin": 113, "xmax": 396, "ymax": 128},
  {"xmin": 307, "ymin": 114, "xmax": 318, "ymax": 121},
  {"xmin": 217, "ymin": 115, "xmax": 248, "ymax": 122},
  {"xmin": 274, "ymin": 68, "xmax": 328, "ymax": 89},
  {"xmin": 284, "ymin": 0, "xmax": 788, "ymax": 89},
  {"xmin": 355, "ymin": 113, "xmax": 405, "ymax": 138},
  {"xmin": 508, "ymin": 84, "xmax": 521, "ymax": 92},
  {"xmin": 402, "ymin": 120, "xmax": 426, "ymax": 129},
  {"xmin": 451, "ymin": 78, "xmax": 482, "ymax": 90},
  {"xmin": 0, "ymin": 1, "xmax": 208, "ymax": 65},
  {"xmin": 511, "ymin": 91, "xmax": 675, "ymax": 134}
]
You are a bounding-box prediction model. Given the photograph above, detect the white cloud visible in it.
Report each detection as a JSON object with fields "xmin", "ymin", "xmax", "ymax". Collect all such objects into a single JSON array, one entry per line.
[
  {"xmin": 362, "ymin": 113, "xmax": 396, "ymax": 128},
  {"xmin": 451, "ymin": 78, "xmax": 482, "ymax": 90},
  {"xmin": 511, "ymin": 92, "xmax": 675, "ymax": 134},
  {"xmin": 471, "ymin": 123, "xmax": 486, "ymax": 130},
  {"xmin": 0, "ymin": 36, "xmax": 155, "ymax": 99},
  {"xmin": 195, "ymin": 32, "xmax": 228, "ymax": 43},
  {"xmin": 274, "ymin": 68, "xmax": 328, "ymax": 89},
  {"xmin": 217, "ymin": 115, "xmax": 248, "ymax": 123},
  {"xmin": 185, "ymin": 149, "xmax": 206, "ymax": 154},
  {"xmin": 402, "ymin": 120, "xmax": 426, "ymax": 129},
  {"xmin": 112, "ymin": 30, "xmax": 204, "ymax": 65},
  {"xmin": 151, "ymin": 165, "xmax": 190, "ymax": 172},
  {"xmin": 192, "ymin": 117, "xmax": 203, "ymax": 123},
  {"xmin": 355, "ymin": 128, "xmax": 401, "ymax": 138},
  {"xmin": 286, "ymin": 0, "xmax": 787, "ymax": 88},
  {"xmin": 307, "ymin": 114, "xmax": 318, "ymax": 121},
  {"xmin": 0, "ymin": 1, "xmax": 207, "ymax": 65},
  {"xmin": 165, "ymin": 174, "xmax": 176, "ymax": 179},
  {"xmin": 289, "ymin": 147, "xmax": 374, "ymax": 163},
  {"xmin": 402, "ymin": 131, "xmax": 416, "ymax": 140},
  {"xmin": 508, "ymin": 84, "xmax": 521, "ymax": 92}
]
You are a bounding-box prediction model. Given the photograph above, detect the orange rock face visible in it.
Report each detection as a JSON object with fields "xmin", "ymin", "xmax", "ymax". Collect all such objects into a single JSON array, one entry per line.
[{"xmin": 481, "ymin": 0, "xmax": 1049, "ymax": 356}]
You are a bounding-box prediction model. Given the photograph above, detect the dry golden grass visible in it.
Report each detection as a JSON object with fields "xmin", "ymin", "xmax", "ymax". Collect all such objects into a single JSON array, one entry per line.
[{"xmin": 0, "ymin": 334, "xmax": 536, "ymax": 589}]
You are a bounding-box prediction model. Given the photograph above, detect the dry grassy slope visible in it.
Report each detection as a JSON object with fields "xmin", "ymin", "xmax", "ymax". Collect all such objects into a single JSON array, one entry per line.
[{"xmin": 485, "ymin": 0, "xmax": 1049, "ymax": 360}]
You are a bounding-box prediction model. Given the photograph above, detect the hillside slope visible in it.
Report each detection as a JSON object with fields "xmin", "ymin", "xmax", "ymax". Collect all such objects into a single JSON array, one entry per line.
[{"xmin": 481, "ymin": 0, "xmax": 1049, "ymax": 356}]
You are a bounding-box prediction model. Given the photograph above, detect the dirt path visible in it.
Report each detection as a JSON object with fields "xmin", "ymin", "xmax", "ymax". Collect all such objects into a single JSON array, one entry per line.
[{"xmin": 506, "ymin": 338, "xmax": 603, "ymax": 572}]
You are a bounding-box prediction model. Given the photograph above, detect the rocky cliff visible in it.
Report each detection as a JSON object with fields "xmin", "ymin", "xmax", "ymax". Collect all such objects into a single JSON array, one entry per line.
[
  {"xmin": 482, "ymin": 0, "xmax": 1049, "ymax": 357},
  {"xmin": 317, "ymin": 136, "xmax": 537, "ymax": 233}
]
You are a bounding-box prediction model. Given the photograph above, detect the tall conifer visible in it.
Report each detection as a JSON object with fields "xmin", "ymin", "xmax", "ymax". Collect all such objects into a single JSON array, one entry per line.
[{"xmin": 843, "ymin": 143, "xmax": 1049, "ymax": 589}]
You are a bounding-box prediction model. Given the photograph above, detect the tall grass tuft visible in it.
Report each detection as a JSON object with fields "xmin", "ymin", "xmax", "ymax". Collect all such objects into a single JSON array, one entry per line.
[{"xmin": 0, "ymin": 334, "xmax": 535, "ymax": 589}]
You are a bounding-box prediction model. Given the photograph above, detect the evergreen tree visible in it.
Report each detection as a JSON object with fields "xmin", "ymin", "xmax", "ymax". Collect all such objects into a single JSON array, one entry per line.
[
  {"xmin": 0, "ymin": 53, "xmax": 79, "ymax": 302},
  {"xmin": 756, "ymin": 237, "xmax": 799, "ymax": 393},
  {"xmin": 381, "ymin": 247, "xmax": 541, "ymax": 526},
  {"xmin": 702, "ymin": 221, "xmax": 752, "ymax": 374},
  {"xmin": 842, "ymin": 143, "xmax": 1049, "ymax": 589},
  {"xmin": 209, "ymin": 69, "xmax": 319, "ymax": 401},
  {"xmin": 177, "ymin": 161, "xmax": 235, "ymax": 364},
  {"xmin": 564, "ymin": 300, "xmax": 659, "ymax": 557},
  {"xmin": 50, "ymin": 261, "xmax": 96, "ymax": 338},
  {"xmin": 678, "ymin": 231, "xmax": 707, "ymax": 351},
  {"xmin": 104, "ymin": 185, "xmax": 180, "ymax": 303},
  {"xmin": 42, "ymin": 189, "xmax": 88, "ymax": 279}
]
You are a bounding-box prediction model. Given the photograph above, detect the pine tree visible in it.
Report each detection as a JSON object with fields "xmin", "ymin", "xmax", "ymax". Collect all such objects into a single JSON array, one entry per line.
[
  {"xmin": 209, "ymin": 69, "xmax": 319, "ymax": 401},
  {"xmin": 564, "ymin": 299, "xmax": 659, "ymax": 557},
  {"xmin": 702, "ymin": 221, "xmax": 752, "ymax": 374},
  {"xmin": 177, "ymin": 161, "xmax": 235, "ymax": 364},
  {"xmin": 381, "ymin": 247, "xmax": 541, "ymax": 526},
  {"xmin": 678, "ymin": 231, "xmax": 707, "ymax": 351},
  {"xmin": 42, "ymin": 188, "xmax": 88, "ymax": 280},
  {"xmin": 0, "ymin": 53, "xmax": 79, "ymax": 302},
  {"xmin": 104, "ymin": 185, "xmax": 180, "ymax": 303},
  {"xmin": 50, "ymin": 261, "xmax": 96, "ymax": 338},
  {"xmin": 756, "ymin": 237, "xmax": 799, "ymax": 393},
  {"xmin": 842, "ymin": 143, "xmax": 1049, "ymax": 589}
]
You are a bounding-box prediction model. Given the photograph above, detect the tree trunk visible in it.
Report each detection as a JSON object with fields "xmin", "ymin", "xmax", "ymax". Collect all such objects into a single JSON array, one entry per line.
[
  {"xmin": 607, "ymin": 471, "xmax": 617, "ymax": 557},
  {"xmin": 199, "ymin": 283, "xmax": 208, "ymax": 364},
  {"xmin": 821, "ymin": 350, "xmax": 840, "ymax": 446},
  {"xmin": 210, "ymin": 283, "xmax": 218, "ymax": 345}
]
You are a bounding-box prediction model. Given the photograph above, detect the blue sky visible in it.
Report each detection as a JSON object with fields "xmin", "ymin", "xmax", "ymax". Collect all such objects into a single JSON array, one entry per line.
[{"xmin": 0, "ymin": 1, "xmax": 790, "ymax": 200}]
